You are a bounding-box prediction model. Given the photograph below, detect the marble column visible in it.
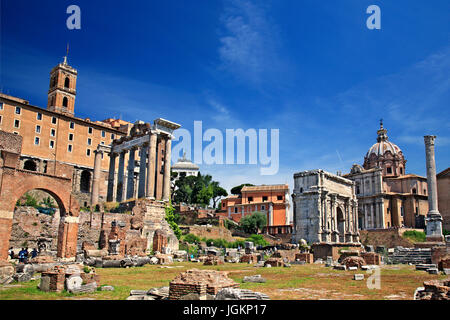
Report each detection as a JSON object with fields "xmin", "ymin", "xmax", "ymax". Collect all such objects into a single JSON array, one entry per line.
[
  {"xmin": 116, "ymin": 151, "xmax": 126, "ymax": 202},
  {"xmin": 126, "ymin": 148, "xmax": 136, "ymax": 200},
  {"xmin": 371, "ymin": 203, "xmax": 375, "ymax": 229},
  {"xmin": 364, "ymin": 204, "xmax": 369, "ymax": 229},
  {"xmin": 138, "ymin": 145, "xmax": 148, "ymax": 199},
  {"xmin": 90, "ymin": 149, "xmax": 103, "ymax": 208},
  {"xmin": 146, "ymin": 132, "xmax": 157, "ymax": 198},
  {"xmin": 107, "ymin": 153, "xmax": 117, "ymax": 202},
  {"xmin": 162, "ymin": 137, "xmax": 172, "ymax": 201},
  {"xmin": 424, "ymin": 135, "xmax": 444, "ymax": 241}
]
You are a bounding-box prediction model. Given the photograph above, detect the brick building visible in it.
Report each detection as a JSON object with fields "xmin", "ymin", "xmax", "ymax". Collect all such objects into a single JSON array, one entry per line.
[
  {"xmin": 437, "ymin": 168, "xmax": 450, "ymax": 232},
  {"xmin": 0, "ymin": 56, "xmax": 134, "ymax": 207},
  {"xmin": 218, "ymin": 184, "xmax": 292, "ymax": 235}
]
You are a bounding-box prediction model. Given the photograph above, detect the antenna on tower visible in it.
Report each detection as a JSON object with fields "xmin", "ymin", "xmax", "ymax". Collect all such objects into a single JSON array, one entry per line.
[{"xmin": 63, "ymin": 43, "xmax": 69, "ymax": 65}]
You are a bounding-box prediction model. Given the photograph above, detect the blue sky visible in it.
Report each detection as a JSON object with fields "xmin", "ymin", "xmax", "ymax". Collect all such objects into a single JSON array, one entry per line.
[{"xmin": 1, "ymin": 0, "xmax": 449, "ymax": 193}]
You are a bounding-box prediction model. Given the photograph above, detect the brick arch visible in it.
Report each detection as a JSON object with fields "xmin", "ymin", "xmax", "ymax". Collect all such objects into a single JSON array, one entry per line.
[
  {"xmin": 0, "ymin": 169, "xmax": 80, "ymax": 260},
  {"xmin": 1, "ymin": 170, "xmax": 79, "ymax": 217}
]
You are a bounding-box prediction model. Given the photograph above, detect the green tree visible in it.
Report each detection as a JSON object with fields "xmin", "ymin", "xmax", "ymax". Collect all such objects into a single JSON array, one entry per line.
[
  {"xmin": 240, "ymin": 211, "xmax": 267, "ymax": 234},
  {"xmin": 211, "ymin": 181, "xmax": 228, "ymax": 209}
]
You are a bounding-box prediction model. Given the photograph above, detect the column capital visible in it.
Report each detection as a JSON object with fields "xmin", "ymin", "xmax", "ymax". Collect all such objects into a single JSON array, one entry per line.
[{"xmin": 424, "ymin": 135, "xmax": 436, "ymax": 146}]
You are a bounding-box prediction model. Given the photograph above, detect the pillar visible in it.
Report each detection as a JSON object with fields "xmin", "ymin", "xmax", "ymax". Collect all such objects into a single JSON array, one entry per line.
[
  {"xmin": 138, "ymin": 145, "xmax": 148, "ymax": 199},
  {"xmin": 0, "ymin": 211, "xmax": 13, "ymax": 261},
  {"xmin": 116, "ymin": 151, "xmax": 126, "ymax": 202},
  {"xmin": 90, "ymin": 149, "xmax": 103, "ymax": 208},
  {"xmin": 162, "ymin": 137, "xmax": 172, "ymax": 201},
  {"xmin": 126, "ymin": 148, "xmax": 136, "ymax": 200},
  {"xmin": 424, "ymin": 135, "xmax": 444, "ymax": 241},
  {"xmin": 107, "ymin": 153, "xmax": 117, "ymax": 202},
  {"xmin": 364, "ymin": 204, "xmax": 368, "ymax": 229},
  {"xmin": 146, "ymin": 133, "xmax": 157, "ymax": 198},
  {"xmin": 56, "ymin": 215, "xmax": 79, "ymax": 259}
]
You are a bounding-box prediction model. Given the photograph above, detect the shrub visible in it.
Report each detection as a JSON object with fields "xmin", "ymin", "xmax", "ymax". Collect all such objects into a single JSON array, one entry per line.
[
  {"xmin": 403, "ymin": 230, "xmax": 426, "ymax": 242},
  {"xmin": 183, "ymin": 233, "xmax": 200, "ymax": 244},
  {"xmin": 165, "ymin": 201, "xmax": 182, "ymax": 239}
]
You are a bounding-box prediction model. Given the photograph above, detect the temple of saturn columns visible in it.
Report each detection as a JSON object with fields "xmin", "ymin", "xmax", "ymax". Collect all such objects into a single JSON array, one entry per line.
[
  {"xmin": 292, "ymin": 169, "xmax": 360, "ymax": 244},
  {"xmin": 90, "ymin": 118, "xmax": 181, "ymax": 207}
]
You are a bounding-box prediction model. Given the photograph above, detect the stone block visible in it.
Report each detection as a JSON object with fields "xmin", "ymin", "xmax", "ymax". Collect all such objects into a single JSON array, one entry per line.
[
  {"xmin": 427, "ymin": 268, "xmax": 439, "ymax": 275},
  {"xmin": 348, "ymin": 266, "xmax": 358, "ymax": 271},
  {"xmin": 13, "ymin": 273, "xmax": 32, "ymax": 282},
  {"xmin": 101, "ymin": 285, "xmax": 115, "ymax": 291},
  {"xmin": 353, "ymin": 274, "xmax": 364, "ymax": 281},
  {"xmin": 66, "ymin": 275, "xmax": 83, "ymax": 291},
  {"xmin": 243, "ymin": 275, "xmax": 266, "ymax": 283},
  {"xmin": 333, "ymin": 265, "xmax": 346, "ymax": 271}
]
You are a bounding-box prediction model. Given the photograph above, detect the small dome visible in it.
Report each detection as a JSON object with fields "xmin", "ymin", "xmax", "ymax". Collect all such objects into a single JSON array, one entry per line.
[{"xmin": 172, "ymin": 153, "xmax": 199, "ymax": 170}]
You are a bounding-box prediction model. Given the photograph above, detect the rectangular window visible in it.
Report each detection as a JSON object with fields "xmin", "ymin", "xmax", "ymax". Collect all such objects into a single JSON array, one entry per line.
[
  {"xmin": 68, "ymin": 133, "xmax": 74, "ymax": 141},
  {"xmin": 234, "ymin": 207, "xmax": 238, "ymax": 213},
  {"xmin": 68, "ymin": 144, "xmax": 73, "ymax": 153},
  {"xmin": 15, "ymin": 107, "xmax": 21, "ymax": 115},
  {"xmin": 111, "ymin": 133, "xmax": 115, "ymax": 140},
  {"xmin": 262, "ymin": 196, "xmax": 268, "ymax": 202},
  {"xmin": 0, "ymin": 115, "xmax": 2, "ymax": 124},
  {"xmin": 52, "ymin": 117, "xmax": 57, "ymax": 124},
  {"xmin": 50, "ymin": 128, "xmax": 56, "ymax": 137},
  {"xmin": 87, "ymin": 138, "xmax": 92, "ymax": 145},
  {"xmin": 277, "ymin": 195, "xmax": 283, "ymax": 201},
  {"xmin": 70, "ymin": 121, "xmax": 75, "ymax": 129},
  {"xmin": 37, "ymin": 113, "xmax": 42, "ymax": 121},
  {"xmin": 387, "ymin": 167, "xmax": 392, "ymax": 174},
  {"xmin": 248, "ymin": 197, "xmax": 253, "ymax": 202},
  {"xmin": 261, "ymin": 205, "xmax": 265, "ymax": 210},
  {"xmin": 88, "ymin": 127, "xmax": 93, "ymax": 134},
  {"xmin": 14, "ymin": 119, "xmax": 20, "ymax": 128},
  {"xmin": 0, "ymin": 102, "xmax": 3, "ymax": 110},
  {"xmin": 49, "ymin": 140, "xmax": 55, "ymax": 149},
  {"xmin": 86, "ymin": 149, "xmax": 91, "ymax": 156},
  {"xmin": 36, "ymin": 125, "xmax": 41, "ymax": 133},
  {"xmin": 101, "ymin": 130, "xmax": 106, "ymax": 138},
  {"xmin": 34, "ymin": 137, "xmax": 40, "ymax": 145}
]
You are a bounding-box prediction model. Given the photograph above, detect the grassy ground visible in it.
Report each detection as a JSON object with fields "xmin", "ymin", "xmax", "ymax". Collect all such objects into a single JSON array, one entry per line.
[{"xmin": 0, "ymin": 262, "xmax": 447, "ymax": 300}]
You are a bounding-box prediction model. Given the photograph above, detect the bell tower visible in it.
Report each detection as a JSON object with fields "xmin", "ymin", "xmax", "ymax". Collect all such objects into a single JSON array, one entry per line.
[{"xmin": 47, "ymin": 49, "xmax": 77, "ymax": 116}]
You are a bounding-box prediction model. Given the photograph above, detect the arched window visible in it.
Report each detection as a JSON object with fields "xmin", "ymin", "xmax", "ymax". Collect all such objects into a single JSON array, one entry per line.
[
  {"xmin": 62, "ymin": 97, "xmax": 68, "ymax": 108},
  {"xmin": 412, "ymin": 188, "xmax": 417, "ymax": 194},
  {"xmin": 23, "ymin": 160, "xmax": 37, "ymax": 172},
  {"xmin": 51, "ymin": 76, "xmax": 57, "ymax": 88},
  {"xmin": 80, "ymin": 170, "xmax": 91, "ymax": 193},
  {"xmin": 64, "ymin": 77, "xmax": 70, "ymax": 88}
]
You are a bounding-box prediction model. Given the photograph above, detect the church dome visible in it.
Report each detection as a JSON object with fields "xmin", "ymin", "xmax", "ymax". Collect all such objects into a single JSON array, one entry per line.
[
  {"xmin": 365, "ymin": 140, "xmax": 402, "ymax": 158},
  {"xmin": 365, "ymin": 120, "xmax": 402, "ymax": 158},
  {"xmin": 363, "ymin": 121, "xmax": 406, "ymax": 175}
]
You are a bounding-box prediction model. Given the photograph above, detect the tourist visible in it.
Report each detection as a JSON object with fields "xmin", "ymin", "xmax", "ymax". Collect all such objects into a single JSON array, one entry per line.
[
  {"xmin": 31, "ymin": 248, "xmax": 38, "ymax": 259},
  {"xmin": 8, "ymin": 247, "xmax": 14, "ymax": 260},
  {"xmin": 18, "ymin": 248, "xmax": 26, "ymax": 263}
]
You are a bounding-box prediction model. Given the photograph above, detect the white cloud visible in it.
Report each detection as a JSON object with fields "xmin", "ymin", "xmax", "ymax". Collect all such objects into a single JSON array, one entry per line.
[{"xmin": 217, "ymin": 0, "xmax": 284, "ymax": 84}]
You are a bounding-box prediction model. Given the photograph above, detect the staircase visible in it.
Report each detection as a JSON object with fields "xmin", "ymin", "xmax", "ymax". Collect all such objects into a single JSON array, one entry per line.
[{"xmin": 389, "ymin": 247, "xmax": 432, "ymax": 265}]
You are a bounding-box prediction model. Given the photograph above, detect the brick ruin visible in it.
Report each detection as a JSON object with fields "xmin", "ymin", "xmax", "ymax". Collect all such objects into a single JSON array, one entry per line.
[{"xmin": 169, "ymin": 269, "xmax": 239, "ymax": 300}]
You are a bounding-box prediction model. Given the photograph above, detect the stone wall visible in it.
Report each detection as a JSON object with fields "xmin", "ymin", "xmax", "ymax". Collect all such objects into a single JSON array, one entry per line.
[
  {"xmin": 359, "ymin": 228, "xmax": 415, "ymax": 248},
  {"xmin": 180, "ymin": 225, "xmax": 234, "ymax": 241}
]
